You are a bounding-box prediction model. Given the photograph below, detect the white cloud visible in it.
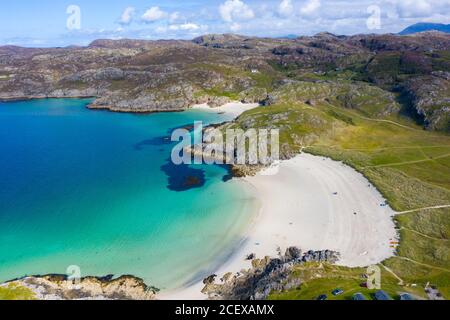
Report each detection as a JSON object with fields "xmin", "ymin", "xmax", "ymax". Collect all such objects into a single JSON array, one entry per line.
[
  {"xmin": 230, "ymin": 22, "xmax": 241, "ymax": 32},
  {"xmin": 300, "ymin": 0, "xmax": 321, "ymax": 16},
  {"xmin": 278, "ymin": 0, "xmax": 294, "ymax": 17},
  {"xmin": 155, "ymin": 26, "xmax": 168, "ymax": 34},
  {"xmin": 142, "ymin": 6, "xmax": 168, "ymax": 23},
  {"xmin": 169, "ymin": 12, "xmax": 181, "ymax": 23},
  {"xmin": 169, "ymin": 23, "xmax": 201, "ymax": 31},
  {"xmin": 119, "ymin": 7, "xmax": 135, "ymax": 25},
  {"xmin": 219, "ymin": 0, "xmax": 255, "ymax": 22},
  {"xmin": 155, "ymin": 23, "xmax": 208, "ymax": 37},
  {"xmin": 395, "ymin": 0, "xmax": 432, "ymax": 18},
  {"xmin": 9, "ymin": 0, "xmax": 450, "ymax": 47}
]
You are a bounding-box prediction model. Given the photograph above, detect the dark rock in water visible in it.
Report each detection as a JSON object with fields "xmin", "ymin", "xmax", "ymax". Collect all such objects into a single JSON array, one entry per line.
[
  {"xmin": 183, "ymin": 175, "xmax": 202, "ymax": 187},
  {"xmin": 134, "ymin": 136, "xmax": 172, "ymax": 150},
  {"xmin": 167, "ymin": 123, "xmax": 195, "ymax": 134},
  {"xmin": 160, "ymin": 159, "xmax": 206, "ymax": 192},
  {"xmin": 217, "ymin": 164, "xmax": 234, "ymax": 182}
]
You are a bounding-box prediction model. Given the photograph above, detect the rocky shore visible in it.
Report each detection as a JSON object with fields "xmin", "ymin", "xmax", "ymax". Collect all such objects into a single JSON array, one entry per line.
[
  {"xmin": 2, "ymin": 274, "xmax": 158, "ymax": 300},
  {"xmin": 1, "ymin": 250, "xmax": 339, "ymax": 300},
  {"xmin": 201, "ymin": 248, "xmax": 339, "ymax": 300}
]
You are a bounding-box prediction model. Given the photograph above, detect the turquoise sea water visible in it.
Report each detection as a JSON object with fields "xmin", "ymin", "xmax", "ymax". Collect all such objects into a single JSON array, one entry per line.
[{"xmin": 0, "ymin": 99, "xmax": 258, "ymax": 290}]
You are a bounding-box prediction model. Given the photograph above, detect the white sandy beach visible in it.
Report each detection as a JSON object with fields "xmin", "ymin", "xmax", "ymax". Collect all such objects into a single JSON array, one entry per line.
[
  {"xmin": 160, "ymin": 152, "xmax": 398, "ymax": 300},
  {"xmin": 161, "ymin": 103, "xmax": 398, "ymax": 300},
  {"xmin": 191, "ymin": 102, "xmax": 260, "ymax": 119}
]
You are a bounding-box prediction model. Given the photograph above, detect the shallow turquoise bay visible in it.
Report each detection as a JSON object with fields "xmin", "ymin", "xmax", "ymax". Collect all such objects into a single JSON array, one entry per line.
[{"xmin": 0, "ymin": 99, "xmax": 258, "ymax": 289}]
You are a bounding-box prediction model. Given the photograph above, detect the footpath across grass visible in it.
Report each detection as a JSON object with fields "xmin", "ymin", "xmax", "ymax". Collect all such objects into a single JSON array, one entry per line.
[{"xmin": 232, "ymin": 95, "xmax": 450, "ymax": 300}]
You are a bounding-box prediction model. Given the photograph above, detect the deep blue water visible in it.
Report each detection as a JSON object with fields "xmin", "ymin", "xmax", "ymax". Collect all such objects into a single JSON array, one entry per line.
[{"xmin": 0, "ymin": 99, "xmax": 257, "ymax": 289}]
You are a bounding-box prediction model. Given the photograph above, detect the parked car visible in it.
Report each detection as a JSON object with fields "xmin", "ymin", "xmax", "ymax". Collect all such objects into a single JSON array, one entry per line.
[
  {"xmin": 317, "ymin": 294, "xmax": 328, "ymax": 300},
  {"xmin": 352, "ymin": 293, "xmax": 367, "ymax": 300},
  {"xmin": 374, "ymin": 290, "xmax": 393, "ymax": 300},
  {"xmin": 400, "ymin": 293, "xmax": 415, "ymax": 300},
  {"xmin": 332, "ymin": 288, "xmax": 344, "ymax": 296}
]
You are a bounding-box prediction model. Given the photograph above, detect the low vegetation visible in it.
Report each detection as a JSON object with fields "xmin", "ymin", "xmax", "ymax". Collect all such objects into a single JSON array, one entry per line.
[
  {"xmin": 0, "ymin": 283, "xmax": 36, "ymax": 300},
  {"xmin": 268, "ymin": 263, "xmax": 425, "ymax": 300},
  {"xmin": 229, "ymin": 78, "xmax": 450, "ymax": 300}
]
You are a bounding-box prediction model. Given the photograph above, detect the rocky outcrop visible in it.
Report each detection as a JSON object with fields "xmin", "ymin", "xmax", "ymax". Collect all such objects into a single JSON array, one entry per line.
[
  {"xmin": 4, "ymin": 274, "xmax": 158, "ymax": 300},
  {"xmin": 182, "ymin": 122, "xmax": 275, "ymax": 178},
  {"xmin": 229, "ymin": 164, "xmax": 265, "ymax": 177},
  {"xmin": 202, "ymin": 248, "xmax": 340, "ymax": 300},
  {"xmin": 401, "ymin": 74, "xmax": 450, "ymax": 131},
  {"xmin": 0, "ymin": 32, "xmax": 448, "ymax": 130}
]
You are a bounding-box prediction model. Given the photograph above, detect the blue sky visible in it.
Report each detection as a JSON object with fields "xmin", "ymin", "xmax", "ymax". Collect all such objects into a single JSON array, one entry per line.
[{"xmin": 1, "ymin": 0, "xmax": 449, "ymax": 47}]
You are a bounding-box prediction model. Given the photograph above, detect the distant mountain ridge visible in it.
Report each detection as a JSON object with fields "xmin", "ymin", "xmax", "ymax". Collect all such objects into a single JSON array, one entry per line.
[
  {"xmin": 400, "ymin": 22, "xmax": 450, "ymax": 35},
  {"xmin": 0, "ymin": 31, "xmax": 449, "ymax": 131}
]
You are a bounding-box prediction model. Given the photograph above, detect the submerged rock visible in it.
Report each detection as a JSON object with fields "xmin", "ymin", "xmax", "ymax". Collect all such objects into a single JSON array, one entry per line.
[{"xmin": 183, "ymin": 175, "xmax": 202, "ymax": 187}]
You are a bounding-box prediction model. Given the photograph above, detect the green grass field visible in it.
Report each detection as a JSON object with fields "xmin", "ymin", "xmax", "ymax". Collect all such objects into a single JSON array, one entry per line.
[
  {"xmin": 232, "ymin": 80, "xmax": 450, "ymax": 300},
  {"xmin": 0, "ymin": 283, "xmax": 36, "ymax": 300},
  {"xmin": 268, "ymin": 263, "xmax": 426, "ymax": 300}
]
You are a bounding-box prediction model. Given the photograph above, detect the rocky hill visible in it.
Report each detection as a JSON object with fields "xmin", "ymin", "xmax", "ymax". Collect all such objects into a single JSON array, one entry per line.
[
  {"xmin": 0, "ymin": 32, "xmax": 449, "ymax": 131},
  {"xmin": 400, "ymin": 23, "xmax": 450, "ymax": 35}
]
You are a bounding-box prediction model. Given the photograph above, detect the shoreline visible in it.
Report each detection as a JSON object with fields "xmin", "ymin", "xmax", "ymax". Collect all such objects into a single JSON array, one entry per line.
[
  {"xmin": 1, "ymin": 97, "xmax": 261, "ymax": 118},
  {"xmin": 191, "ymin": 102, "xmax": 260, "ymax": 119},
  {"xmin": 160, "ymin": 153, "xmax": 398, "ymax": 300},
  {"xmin": 0, "ymin": 96, "xmax": 96, "ymax": 103},
  {"xmin": 0, "ymin": 99, "xmax": 398, "ymax": 300},
  {"xmin": 0, "ymin": 99, "xmax": 263, "ymax": 299}
]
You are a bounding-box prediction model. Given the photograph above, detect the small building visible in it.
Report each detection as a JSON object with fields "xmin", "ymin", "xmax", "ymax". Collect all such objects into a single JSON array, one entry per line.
[
  {"xmin": 352, "ymin": 293, "xmax": 367, "ymax": 300},
  {"xmin": 374, "ymin": 290, "xmax": 393, "ymax": 300}
]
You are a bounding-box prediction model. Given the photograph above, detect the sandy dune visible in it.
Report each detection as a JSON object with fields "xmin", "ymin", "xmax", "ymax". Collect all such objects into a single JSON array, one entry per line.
[
  {"xmin": 237, "ymin": 153, "xmax": 397, "ymax": 268},
  {"xmin": 161, "ymin": 153, "xmax": 398, "ymax": 300}
]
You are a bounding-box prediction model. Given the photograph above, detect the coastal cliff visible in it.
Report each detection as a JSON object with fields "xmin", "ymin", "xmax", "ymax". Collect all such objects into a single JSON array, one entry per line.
[
  {"xmin": 1, "ymin": 274, "xmax": 158, "ymax": 300},
  {"xmin": 201, "ymin": 248, "xmax": 340, "ymax": 300}
]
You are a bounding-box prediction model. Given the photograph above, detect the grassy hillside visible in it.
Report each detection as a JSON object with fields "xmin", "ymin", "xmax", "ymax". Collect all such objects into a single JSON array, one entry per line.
[
  {"xmin": 268, "ymin": 263, "xmax": 426, "ymax": 300},
  {"xmin": 0, "ymin": 283, "xmax": 36, "ymax": 300},
  {"xmin": 230, "ymin": 80, "xmax": 450, "ymax": 300}
]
